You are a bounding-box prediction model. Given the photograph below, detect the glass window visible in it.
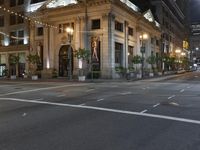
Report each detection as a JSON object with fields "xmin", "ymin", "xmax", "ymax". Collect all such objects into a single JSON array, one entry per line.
[
  {"xmin": 10, "ymin": 14, "xmax": 16, "ymax": 25},
  {"xmin": 128, "ymin": 27, "xmax": 133, "ymax": 36},
  {"xmin": 0, "ymin": 0, "xmax": 4, "ymax": 5},
  {"xmin": 18, "ymin": 0, "xmax": 24, "ymax": 5},
  {"xmin": 115, "ymin": 21, "xmax": 123, "ymax": 32},
  {"xmin": 18, "ymin": 30, "xmax": 24, "ymax": 45},
  {"xmin": 17, "ymin": 12, "xmax": 24, "ymax": 24},
  {"xmin": 10, "ymin": 0, "xmax": 16, "ymax": 7},
  {"xmin": 115, "ymin": 42, "xmax": 123, "ymax": 65},
  {"xmin": 0, "ymin": 15, "xmax": 4, "ymax": 27},
  {"xmin": 92, "ymin": 19, "xmax": 100, "ymax": 30},
  {"xmin": 37, "ymin": 27, "xmax": 43, "ymax": 36},
  {"xmin": 128, "ymin": 46, "xmax": 134, "ymax": 65},
  {"xmin": 10, "ymin": 31, "xmax": 17, "ymax": 45}
]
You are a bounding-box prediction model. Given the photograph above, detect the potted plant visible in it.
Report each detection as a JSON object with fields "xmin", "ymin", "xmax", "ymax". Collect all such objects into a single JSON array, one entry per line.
[
  {"xmin": 132, "ymin": 55, "xmax": 142, "ymax": 78},
  {"xmin": 146, "ymin": 54, "xmax": 156, "ymax": 77},
  {"xmin": 27, "ymin": 54, "xmax": 40, "ymax": 80},
  {"xmin": 9, "ymin": 55, "xmax": 19, "ymax": 79},
  {"xmin": 74, "ymin": 48, "xmax": 90, "ymax": 81}
]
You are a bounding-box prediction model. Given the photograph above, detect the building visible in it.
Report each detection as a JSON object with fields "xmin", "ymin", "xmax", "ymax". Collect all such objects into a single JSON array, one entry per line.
[
  {"xmin": 190, "ymin": 23, "xmax": 200, "ymax": 67},
  {"xmin": 0, "ymin": 0, "xmax": 161, "ymax": 79},
  {"xmin": 150, "ymin": 0, "xmax": 190, "ymax": 70},
  {"xmin": 0, "ymin": 0, "xmax": 46, "ymax": 77}
]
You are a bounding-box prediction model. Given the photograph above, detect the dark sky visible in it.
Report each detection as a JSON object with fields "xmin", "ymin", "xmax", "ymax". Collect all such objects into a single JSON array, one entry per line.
[{"xmin": 190, "ymin": 0, "xmax": 200, "ymax": 23}]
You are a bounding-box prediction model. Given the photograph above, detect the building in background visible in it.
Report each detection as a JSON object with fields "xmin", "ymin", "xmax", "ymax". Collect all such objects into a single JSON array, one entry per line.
[
  {"xmin": 149, "ymin": 0, "xmax": 190, "ymax": 71},
  {"xmin": 190, "ymin": 23, "xmax": 200, "ymax": 68},
  {"xmin": 0, "ymin": 0, "xmax": 46, "ymax": 77}
]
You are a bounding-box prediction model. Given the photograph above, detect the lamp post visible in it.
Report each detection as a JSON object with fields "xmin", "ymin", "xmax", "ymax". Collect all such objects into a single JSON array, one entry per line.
[
  {"xmin": 66, "ymin": 26, "xmax": 74, "ymax": 80},
  {"xmin": 140, "ymin": 33, "xmax": 148, "ymax": 78}
]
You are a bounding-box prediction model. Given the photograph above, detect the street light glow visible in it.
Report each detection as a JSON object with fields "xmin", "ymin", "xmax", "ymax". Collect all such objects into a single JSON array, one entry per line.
[
  {"xmin": 66, "ymin": 27, "xmax": 74, "ymax": 35},
  {"xmin": 175, "ymin": 49, "xmax": 181, "ymax": 53}
]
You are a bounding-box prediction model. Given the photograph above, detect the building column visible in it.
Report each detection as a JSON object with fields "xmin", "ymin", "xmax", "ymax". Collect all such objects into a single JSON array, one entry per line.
[
  {"xmin": 101, "ymin": 12, "xmax": 115, "ymax": 78},
  {"xmin": 124, "ymin": 21, "xmax": 129, "ymax": 70}
]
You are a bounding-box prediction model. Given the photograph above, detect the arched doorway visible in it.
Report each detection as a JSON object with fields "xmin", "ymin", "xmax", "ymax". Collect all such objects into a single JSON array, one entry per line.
[{"xmin": 59, "ymin": 45, "xmax": 73, "ymax": 77}]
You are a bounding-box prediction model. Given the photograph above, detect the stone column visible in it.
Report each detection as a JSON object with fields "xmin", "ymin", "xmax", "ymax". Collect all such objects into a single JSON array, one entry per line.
[
  {"xmin": 101, "ymin": 12, "xmax": 115, "ymax": 78},
  {"xmin": 124, "ymin": 21, "xmax": 129, "ymax": 70}
]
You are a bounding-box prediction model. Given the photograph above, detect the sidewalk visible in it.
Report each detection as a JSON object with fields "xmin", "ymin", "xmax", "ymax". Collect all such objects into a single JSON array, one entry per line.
[{"xmin": 0, "ymin": 73, "xmax": 183, "ymax": 83}]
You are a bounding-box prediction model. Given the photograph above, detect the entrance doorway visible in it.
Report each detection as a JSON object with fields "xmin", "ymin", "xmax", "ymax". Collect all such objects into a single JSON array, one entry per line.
[{"xmin": 59, "ymin": 45, "xmax": 73, "ymax": 77}]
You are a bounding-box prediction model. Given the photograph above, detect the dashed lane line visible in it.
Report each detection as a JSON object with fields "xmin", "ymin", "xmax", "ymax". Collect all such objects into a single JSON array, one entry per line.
[
  {"xmin": 0, "ymin": 83, "xmax": 91, "ymax": 97},
  {"xmin": 153, "ymin": 103, "xmax": 160, "ymax": 108},
  {"xmin": 140, "ymin": 109, "xmax": 148, "ymax": 113},
  {"xmin": 180, "ymin": 89, "xmax": 185, "ymax": 93},
  {"xmin": 1, "ymin": 97, "xmax": 200, "ymax": 125},
  {"xmin": 97, "ymin": 98, "xmax": 104, "ymax": 102},
  {"xmin": 168, "ymin": 95, "xmax": 176, "ymax": 99}
]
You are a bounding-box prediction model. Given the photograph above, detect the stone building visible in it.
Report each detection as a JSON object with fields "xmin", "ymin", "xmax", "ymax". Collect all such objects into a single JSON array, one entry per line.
[{"xmin": 0, "ymin": 0, "xmax": 161, "ymax": 79}]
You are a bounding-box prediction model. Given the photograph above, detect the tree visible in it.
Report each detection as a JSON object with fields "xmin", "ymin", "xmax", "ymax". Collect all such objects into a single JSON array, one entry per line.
[
  {"xmin": 132, "ymin": 55, "xmax": 142, "ymax": 73},
  {"xmin": 74, "ymin": 48, "xmax": 91, "ymax": 79},
  {"xmin": 27, "ymin": 54, "xmax": 40, "ymax": 75}
]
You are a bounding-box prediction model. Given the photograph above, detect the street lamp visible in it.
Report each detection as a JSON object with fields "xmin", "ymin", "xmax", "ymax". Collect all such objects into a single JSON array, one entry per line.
[
  {"xmin": 140, "ymin": 33, "xmax": 148, "ymax": 78},
  {"xmin": 65, "ymin": 26, "xmax": 74, "ymax": 80}
]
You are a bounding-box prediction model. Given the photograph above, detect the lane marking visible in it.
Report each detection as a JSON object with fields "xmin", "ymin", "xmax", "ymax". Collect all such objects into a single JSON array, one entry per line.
[
  {"xmin": 120, "ymin": 92, "xmax": 132, "ymax": 95},
  {"xmin": 0, "ymin": 83, "xmax": 90, "ymax": 96},
  {"xmin": 86, "ymin": 89, "xmax": 95, "ymax": 92},
  {"xmin": 168, "ymin": 95, "xmax": 176, "ymax": 99},
  {"xmin": 140, "ymin": 109, "xmax": 148, "ymax": 113},
  {"xmin": 1, "ymin": 98, "xmax": 200, "ymax": 125},
  {"xmin": 57, "ymin": 94, "xmax": 65, "ymax": 97},
  {"xmin": 31, "ymin": 98, "xmax": 43, "ymax": 101},
  {"xmin": 187, "ymin": 86, "xmax": 191, "ymax": 89},
  {"xmin": 180, "ymin": 89, "xmax": 185, "ymax": 93},
  {"xmin": 97, "ymin": 98, "xmax": 104, "ymax": 102},
  {"xmin": 153, "ymin": 103, "xmax": 160, "ymax": 108},
  {"xmin": 80, "ymin": 103, "xmax": 86, "ymax": 106}
]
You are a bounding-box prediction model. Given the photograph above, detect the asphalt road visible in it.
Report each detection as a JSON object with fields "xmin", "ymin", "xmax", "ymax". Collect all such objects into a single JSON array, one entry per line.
[{"xmin": 0, "ymin": 72, "xmax": 200, "ymax": 150}]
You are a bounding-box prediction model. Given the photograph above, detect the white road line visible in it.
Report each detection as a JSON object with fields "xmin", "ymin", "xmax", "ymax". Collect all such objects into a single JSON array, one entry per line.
[
  {"xmin": 140, "ymin": 109, "xmax": 148, "ymax": 113},
  {"xmin": 120, "ymin": 92, "xmax": 132, "ymax": 95},
  {"xmin": 31, "ymin": 98, "xmax": 43, "ymax": 101},
  {"xmin": 153, "ymin": 103, "xmax": 160, "ymax": 108},
  {"xmin": 168, "ymin": 95, "xmax": 176, "ymax": 99},
  {"xmin": 97, "ymin": 98, "xmax": 104, "ymax": 102},
  {"xmin": 86, "ymin": 89, "xmax": 95, "ymax": 92},
  {"xmin": 57, "ymin": 95, "xmax": 65, "ymax": 97},
  {"xmin": 142, "ymin": 88, "xmax": 146, "ymax": 90},
  {"xmin": 1, "ymin": 97, "xmax": 200, "ymax": 125},
  {"xmin": 0, "ymin": 83, "xmax": 90, "ymax": 96},
  {"xmin": 80, "ymin": 103, "xmax": 86, "ymax": 106},
  {"xmin": 187, "ymin": 86, "xmax": 191, "ymax": 89},
  {"xmin": 180, "ymin": 89, "xmax": 185, "ymax": 93}
]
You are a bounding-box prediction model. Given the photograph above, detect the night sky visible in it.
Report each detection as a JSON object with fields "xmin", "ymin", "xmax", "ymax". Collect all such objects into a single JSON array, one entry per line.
[{"xmin": 190, "ymin": 0, "xmax": 200, "ymax": 22}]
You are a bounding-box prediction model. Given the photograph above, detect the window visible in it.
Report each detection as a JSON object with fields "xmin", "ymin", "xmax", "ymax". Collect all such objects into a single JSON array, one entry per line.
[
  {"xmin": 17, "ymin": 12, "xmax": 24, "ymax": 24},
  {"xmin": 115, "ymin": 21, "xmax": 123, "ymax": 32},
  {"xmin": 92, "ymin": 19, "xmax": 100, "ymax": 29},
  {"xmin": 10, "ymin": 31, "xmax": 17, "ymax": 45},
  {"xmin": 31, "ymin": 0, "xmax": 45, "ymax": 4},
  {"xmin": 128, "ymin": 27, "xmax": 133, "ymax": 36},
  {"xmin": 0, "ymin": 34, "xmax": 3, "ymax": 46},
  {"xmin": 10, "ymin": 0, "xmax": 16, "ymax": 7},
  {"xmin": 0, "ymin": 0, "xmax": 4, "ymax": 5},
  {"xmin": 58, "ymin": 24, "xmax": 62, "ymax": 33},
  {"xmin": 0, "ymin": 16, "xmax": 4, "ymax": 27},
  {"xmin": 10, "ymin": 14, "xmax": 16, "ymax": 25},
  {"xmin": 18, "ymin": 0, "xmax": 24, "ymax": 5},
  {"xmin": 115, "ymin": 42, "xmax": 123, "ymax": 65},
  {"xmin": 18, "ymin": 30, "xmax": 24, "ymax": 45},
  {"xmin": 128, "ymin": 46, "xmax": 134, "ymax": 65},
  {"xmin": 37, "ymin": 27, "xmax": 43, "ymax": 36}
]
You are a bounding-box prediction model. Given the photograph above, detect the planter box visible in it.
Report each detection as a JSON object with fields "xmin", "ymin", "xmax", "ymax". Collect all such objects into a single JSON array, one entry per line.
[
  {"xmin": 136, "ymin": 74, "xmax": 142, "ymax": 79},
  {"xmin": 32, "ymin": 75, "xmax": 38, "ymax": 80},
  {"xmin": 149, "ymin": 72, "xmax": 154, "ymax": 77},
  {"xmin": 78, "ymin": 76, "xmax": 85, "ymax": 81},
  {"xmin": 10, "ymin": 75, "xmax": 16, "ymax": 80}
]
